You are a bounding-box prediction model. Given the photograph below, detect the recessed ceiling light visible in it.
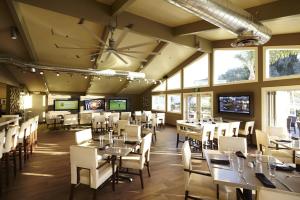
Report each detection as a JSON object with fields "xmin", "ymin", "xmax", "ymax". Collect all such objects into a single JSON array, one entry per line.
[
  {"xmin": 39, "ymin": 71, "xmax": 44, "ymax": 75},
  {"xmin": 84, "ymin": 75, "xmax": 88, "ymax": 79},
  {"xmin": 56, "ymin": 72, "xmax": 60, "ymax": 77},
  {"xmin": 31, "ymin": 68, "xmax": 36, "ymax": 73}
]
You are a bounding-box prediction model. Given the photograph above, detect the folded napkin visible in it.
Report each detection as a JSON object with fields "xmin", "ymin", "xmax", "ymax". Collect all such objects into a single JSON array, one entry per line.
[
  {"xmin": 292, "ymin": 137, "xmax": 299, "ymax": 140},
  {"xmin": 276, "ymin": 139, "xmax": 292, "ymax": 143},
  {"xmin": 235, "ymin": 151, "xmax": 246, "ymax": 159},
  {"xmin": 210, "ymin": 159, "xmax": 230, "ymax": 165},
  {"xmin": 275, "ymin": 164, "xmax": 295, "ymax": 172},
  {"xmin": 203, "ymin": 120, "xmax": 207, "ymax": 122},
  {"xmin": 212, "ymin": 121, "xmax": 216, "ymax": 124},
  {"xmin": 255, "ymin": 173, "xmax": 276, "ymax": 188},
  {"xmin": 124, "ymin": 141, "xmax": 138, "ymax": 145}
]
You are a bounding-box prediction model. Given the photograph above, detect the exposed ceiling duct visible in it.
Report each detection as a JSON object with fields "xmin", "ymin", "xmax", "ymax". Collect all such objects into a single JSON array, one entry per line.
[
  {"xmin": 166, "ymin": 0, "xmax": 272, "ymax": 47},
  {"xmin": 0, "ymin": 56, "xmax": 150, "ymax": 80}
]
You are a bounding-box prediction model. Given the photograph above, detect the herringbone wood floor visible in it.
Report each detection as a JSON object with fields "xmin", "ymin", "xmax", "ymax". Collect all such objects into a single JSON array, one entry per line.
[{"xmin": 2, "ymin": 125, "xmax": 200, "ymax": 200}]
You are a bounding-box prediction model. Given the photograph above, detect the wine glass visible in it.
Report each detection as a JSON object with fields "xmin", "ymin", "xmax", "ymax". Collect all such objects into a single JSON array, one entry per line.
[{"xmin": 268, "ymin": 156, "xmax": 277, "ymax": 180}]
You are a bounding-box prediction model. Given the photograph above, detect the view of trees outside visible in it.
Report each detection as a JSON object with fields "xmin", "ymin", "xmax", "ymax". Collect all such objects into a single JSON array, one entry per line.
[
  {"xmin": 168, "ymin": 94, "xmax": 181, "ymax": 112},
  {"xmin": 151, "ymin": 95, "xmax": 165, "ymax": 111},
  {"xmin": 214, "ymin": 49, "xmax": 256, "ymax": 84},
  {"xmin": 267, "ymin": 49, "xmax": 300, "ymax": 78}
]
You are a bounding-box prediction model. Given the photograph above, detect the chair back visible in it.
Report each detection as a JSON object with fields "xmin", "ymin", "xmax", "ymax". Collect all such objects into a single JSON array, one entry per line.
[
  {"xmin": 103, "ymin": 112, "xmax": 111, "ymax": 118},
  {"xmin": 140, "ymin": 133, "xmax": 152, "ymax": 166},
  {"xmin": 156, "ymin": 113, "xmax": 165, "ymax": 124},
  {"xmin": 255, "ymin": 129, "xmax": 270, "ymax": 153},
  {"xmin": 0, "ymin": 130, "xmax": 5, "ymax": 159},
  {"xmin": 80, "ymin": 113, "xmax": 92, "ymax": 125},
  {"xmin": 70, "ymin": 145, "xmax": 98, "ymax": 187},
  {"xmin": 257, "ymin": 188, "xmax": 300, "ymax": 200},
  {"xmin": 117, "ymin": 120, "xmax": 129, "ymax": 135},
  {"xmin": 202, "ymin": 123, "xmax": 216, "ymax": 141},
  {"xmin": 120, "ymin": 112, "xmax": 131, "ymax": 120},
  {"xmin": 134, "ymin": 111, "xmax": 142, "ymax": 116},
  {"xmin": 63, "ymin": 114, "xmax": 78, "ymax": 126},
  {"xmin": 24, "ymin": 121, "xmax": 31, "ymax": 138},
  {"xmin": 110, "ymin": 112, "xmax": 120, "ymax": 120},
  {"xmin": 216, "ymin": 123, "xmax": 230, "ymax": 138},
  {"xmin": 18, "ymin": 121, "xmax": 28, "ymax": 139},
  {"xmin": 1, "ymin": 115, "xmax": 19, "ymax": 125},
  {"xmin": 3, "ymin": 125, "xmax": 19, "ymax": 153},
  {"xmin": 228, "ymin": 122, "xmax": 240, "ymax": 136},
  {"xmin": 124, "ymin": 124, "xmax": 141, "ymax": 139},
  {"xmin": 218, "ymin": 136, "xmax": 247, "ymax": 154},
  {"xmin": 244, "ymin": 121, "xmax": 255, "ymax": 135},
  {"xmin": 266, "ymin": 126, "xmax": 289, "ymax": 139},
  {"xmin": 181, "ymin": 141, "xmax": 192, "ymax": 190},
  {"xmin": 75, "ymin": 129, "xmax": 92, "ymax": 144}
]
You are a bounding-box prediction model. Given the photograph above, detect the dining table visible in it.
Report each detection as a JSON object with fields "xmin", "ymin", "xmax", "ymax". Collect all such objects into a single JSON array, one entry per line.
[
  {"xmin": 270, "ymin": 138, "xmax": 300, "ymax": 163},
  {"xmin": 204, "ymin": 150, "xmax": 300, "ymax": 200},
  {"xmin": 78, "ymin": 135, "xmax": 142, "ymax": 191}
]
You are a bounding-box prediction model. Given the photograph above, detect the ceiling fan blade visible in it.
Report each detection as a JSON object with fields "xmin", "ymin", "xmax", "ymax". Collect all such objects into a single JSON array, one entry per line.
[
  {"xmin": 117, "ymin": 41, "xmax": 158, "ymax": 51},
  {"xmin": 118, "ymin": 50, "xmax": 160, "ymax": 55},
  {"xmin": 54, "ymin": 44, "xmax": 102, "ymax": 50},
  {"xmin": 115, "ymin": 25, "xmax": 132, "ymax": 48},
  {"xmin": 80, "ymin": 24, "xmax": 108, "ymax": 47},
  {"xmin": 112, "ymin": 51, "xmax": 128, "ymax": 64},
  {"xmin": 117, "ymin": 52, "xmax": 147, "ymax": 62},
  {"xmin": 51, "ymin": 28, "xmax": 100, "ymax": 47}
]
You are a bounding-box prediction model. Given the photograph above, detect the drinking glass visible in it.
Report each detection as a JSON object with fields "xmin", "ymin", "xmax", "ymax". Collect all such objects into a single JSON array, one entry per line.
[
  {"xmin": 255, "ymin": 150, "xmax": 262, "ymax": 164},
  {"xmin": 237, "ymin": 157, "xmax": 244, "ymax": 174},
  {"xmin": 268, "ymin": 156, "xmax": 276, "ymax": 179},
  {"xmin": 99, "ymin": 135, "xmax": 103, "ymax": 145}
]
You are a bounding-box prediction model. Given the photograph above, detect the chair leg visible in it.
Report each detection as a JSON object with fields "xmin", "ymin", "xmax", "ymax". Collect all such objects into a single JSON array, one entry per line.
[
  {"xmin": 176, "ymin": 133, "xmax": 179, "ymax": 148},
  {"xmin": 69, "ymin": 184, "xmax": 75, "ymax": 200},
  {"xmin": 93, "ymin": 189, "xmax": 97, "ymax": 200},
  {"xmin": 139, "ymin": 169, "xmax": 144, "ymax": 189},
  {"xmin": 13, "ymin": 150, "xmax": 17, "ymax": 177},
  {"xmin": 19, "ymin": 145, "xmax": 22, "ymax": 170},
  {"xmin": 146, "ymin": 162, "xmax": 151, "ymax": 177},
  {"xmin": 5, "ymin": 153, "xmax": 9, "ymax": 186},
  {"xmin": 185, "ymin": 191, "xmax": 189, "ymax": 200}
]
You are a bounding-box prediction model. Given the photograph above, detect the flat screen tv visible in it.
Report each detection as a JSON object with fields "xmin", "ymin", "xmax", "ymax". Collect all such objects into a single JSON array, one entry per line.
[
  {"xmin": 54, "ymin": 99, "xmax": 79, "ymax": 111},
  {"xmin": 84, "ymin": 99, "xmax": 105, "ymax": 111},
  {"xmin": 109, "ymin": 99, "xmax": 127, "ymax": 111},
  {"xmin": 218, "ymin": 94, "xmax": 251, "ymax": 115}
]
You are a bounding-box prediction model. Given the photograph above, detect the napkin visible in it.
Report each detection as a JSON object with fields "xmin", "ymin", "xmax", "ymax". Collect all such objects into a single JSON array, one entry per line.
[
  {"xmin": 210, "ymin": 159, "xmax": 230, "ymax": 165},
  {"xmin": 212, "ymin": 121, "xmax": 216, "ymax": 124},
  {"xmin": 124, "ymin": 141, "xmax": 138, "ymax": 145},
  {"xmin": 235, "ymin": 151, "xmax": 246, "ymax": 159},
  {"xmin": 275, "ymin": 139, "xmax": 292, "ymax": 143},
  {"xmin": 255, "ymin": 173, "xmax": 276, "ymax": 188},
  {"xmin": 275, "ymin": 164, "xmax": 295, "ymax": 172}
]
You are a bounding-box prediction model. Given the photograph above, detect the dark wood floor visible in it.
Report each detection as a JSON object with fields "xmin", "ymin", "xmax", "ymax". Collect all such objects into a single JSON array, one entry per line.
[{"xmin": 2, "ymin": 125, "xmax": 192, "ymax": 200}]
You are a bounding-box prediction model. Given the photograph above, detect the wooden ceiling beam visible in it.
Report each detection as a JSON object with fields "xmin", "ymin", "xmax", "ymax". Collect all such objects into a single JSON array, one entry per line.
[
  {"xmin": 111, "ymin": 0, "xmax": 136, "ymax": 16},
  {"xmin": 116, "ymin": 41, "xmax": 168, "ymax": 94},
  {"xmin": 173, "ymin": 0, "xmax": 300, "ymax": 36},
  {"xmin": 14, "ymin": 0, "xmax": 211, "ymax": 52}
]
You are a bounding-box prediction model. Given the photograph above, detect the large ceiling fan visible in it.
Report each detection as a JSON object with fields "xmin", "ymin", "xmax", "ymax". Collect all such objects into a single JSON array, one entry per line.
[{"xmin": 52, "ymin": 18, "xmax": 160, "ymax": 65}]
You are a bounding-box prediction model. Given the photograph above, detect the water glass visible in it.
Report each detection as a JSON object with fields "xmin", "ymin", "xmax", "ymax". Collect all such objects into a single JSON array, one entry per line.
[
  {"xmin": 99, "ymin": 135, "xmax": 104, "ymax": 145},
  {"xmin": 268, "ymin": 156, "xmax": 276, "ymax": 179},
  {"xmin": 237, "ymin": 157, "xmax": 244, "ymax": 174},
  {"xmin": 255, "ymin": 150, "xmax": 262, "ymax": 164}
]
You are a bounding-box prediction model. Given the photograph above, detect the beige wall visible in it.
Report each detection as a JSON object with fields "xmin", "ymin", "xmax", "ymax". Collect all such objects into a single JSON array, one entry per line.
[
  {"xmin": 149, "ymin": 32, "xmax": 300, "ymax": 127},
  {"xmin": 0, "ymin": 83, "xmax": 6, "ymax": 99}
]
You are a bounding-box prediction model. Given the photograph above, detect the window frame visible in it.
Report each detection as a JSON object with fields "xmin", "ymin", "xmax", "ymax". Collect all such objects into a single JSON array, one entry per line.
[
  {"xmin": 151, "ymin": 94, "xmax": 166, "ymax": 112},
  {"xmin": 167, "ymin": 93, "xmax": 182, "ymax": 114},
  {"xmin": 152, "ymin": 80, "xmax": 166, "ymax": 92},
  {"xmin": 183, "ymin": 53, "xmax": 210, "ymax": 89},
  {"xmin": 263, "ymin": 45, "xmax": 300, "ymax": 81},
  {"xmin": 167, "ymin": 71, "xmax": 182, "ymax": 91},
  {"xmin": 213, "ymin": 47, "xmax": 258, "ymax": 86}
]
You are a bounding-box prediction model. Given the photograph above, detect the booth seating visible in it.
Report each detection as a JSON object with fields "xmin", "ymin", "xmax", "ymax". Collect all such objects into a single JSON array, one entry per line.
[
  {"xmin": 63, "ymin": 114, "xmax": 79, "ymax": 129},
  {"xmin": 46, "ymin": 111, "xmax": 71, "ymax": 128}
]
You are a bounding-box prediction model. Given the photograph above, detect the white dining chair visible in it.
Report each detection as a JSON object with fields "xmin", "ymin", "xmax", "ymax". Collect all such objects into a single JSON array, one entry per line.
[
  {"xmin": 69, "ymin": 145, "xmax": 114, "ymax": 200},
  {"xmin": 119, "ymin": 133, "xmax": 152, "ymax": 189},
  {"xmin": 266, "ymin": 126, "xmax": 289, "ymax": 140},
  {"xmin": 202, "ymin": 123, "xmax": 216, "ymax": 149},
  {"xmin": 92, "ymin": 115, "xmax": 107, "ymax": 133},
  {"xmin": 63, "ymin": 114, "xmax": 79, "ymax": 128},
  {"xmin": 120, "ymin": 112, "xmax": 131, "ymax": 121},
  {"xmin": 218, "ymin": 136, "xmax": 247, "ymax": 154},
  {"xmin": 117, "ymin": 120, "xmax": 129, "ymax": 136},
  {"xmin": 257, "ymin": 187, "xmax": 300, "ymax": 200},
  {"xmin": 227, "ymin": 122, "xmax": 240, "ymax": 137},
  {"xmin": 124, "ymin": 124, "xmax": 141, "ymax": 139},
  {"xmin": 0, "ymin": 130, "xmax": 5, "ymax": 190},
  {"xmin": 75, "ymin": 129, "xmax": 92, "ymax": 144},
  {"xmin": 215, "ymin": 122, "xmax": 230, "ymax": 139},
  {"xmin": 239, "ymin": 121, "xmax": 255, "ymax": 136},
  {"xmin": 1, "ymin": 115, "xmax": 19, "ymax": 125}
]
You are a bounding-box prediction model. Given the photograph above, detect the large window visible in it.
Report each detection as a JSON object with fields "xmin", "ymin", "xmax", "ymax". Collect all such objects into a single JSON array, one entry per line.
[
  {"xmin": 213, "ymin": 48, "xmax": 257, "ymax": 85},
  {"xmin": 167, "ymin": 94, "xmax": 181, "ymax": 113},
  {"xmin": 184, "ymin": 54, "xmax": 209, "ymax": 88},
  {"xmin": 167, "ymin": 71, "xmax": 181, "ymax": 90},
  {"xmin": 152, "ymin": 95, "xmax": 165, "ymax": 111},
  {"xmin": 152, "ymin": 80, "xmax": 166, "ymax": 92},
  {"xmin": 264, "ymin": 46, "xmax": 300, "ymax": 80}
]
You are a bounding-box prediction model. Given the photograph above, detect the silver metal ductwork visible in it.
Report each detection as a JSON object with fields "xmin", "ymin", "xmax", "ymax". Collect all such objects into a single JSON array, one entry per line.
[
  {"xmin": 0, "ymin": 56, "xmax": 146, "ymax": 80},
  {"xmin": 167, "ymin": 0, "xmax": 272, "ymax": 46}
]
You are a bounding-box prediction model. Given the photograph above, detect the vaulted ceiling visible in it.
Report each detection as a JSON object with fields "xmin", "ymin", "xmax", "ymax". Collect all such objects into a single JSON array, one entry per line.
[{"xmin": 1, "ymin": 0, "xmax": 300, "ymax": 95}]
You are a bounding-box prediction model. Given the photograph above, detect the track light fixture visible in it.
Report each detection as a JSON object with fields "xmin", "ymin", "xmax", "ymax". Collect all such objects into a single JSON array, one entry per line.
[{"xmin": 10, "ymin": 27, "xmax": 18, "ymax": 40}]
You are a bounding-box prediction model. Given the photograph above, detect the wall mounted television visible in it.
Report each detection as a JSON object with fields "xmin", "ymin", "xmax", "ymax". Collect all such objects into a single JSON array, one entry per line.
[
  {"xmin": 218, "ymin": 93, "xmax": 252, "ymax": 115},
  {"xmin": 84, "ymin": 99, "xmax": 105, "ymax": 111},
  {"xmin": 109, "ymin": 99, "xmax": 127, "ymax": 111},
  {"xmin": 54, "ymin": 99, "xmax": 79, "ymax": 111}
]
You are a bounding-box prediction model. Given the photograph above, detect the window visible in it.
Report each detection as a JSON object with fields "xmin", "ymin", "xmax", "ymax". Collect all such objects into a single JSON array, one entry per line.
[
  {"xmin": 20, "ymin": 95, "xmax": 32, "ymax": 109},
  {"xmin": 152, "ymin": 80, "xmax": 166, "ymax": 92},
  {"xmin": 167, "ymin": 94, "xmax": 181, "ymax": 113},
  {"xmin": 152, "ymin": 95, "xmax": 165, "ymax": 111},
  {"xmin": 184, "ymin": 54, "xmax": 209, "ymax": 88},
  {"xmin": 264, "ymin": 46, "xmax": 300, "ymax": 80},
  {"xmin": 167, "ymin": 71, "xmax": 181, "ymax": 90},
  {"xmin": 213, "ymin": 48, "xmax": 257, "ymax": 85}
]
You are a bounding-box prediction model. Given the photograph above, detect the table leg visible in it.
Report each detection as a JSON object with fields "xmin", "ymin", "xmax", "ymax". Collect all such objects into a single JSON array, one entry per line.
[{"xmin": 111, "ymin": 155, "xmax": 116, "ymax": 191}]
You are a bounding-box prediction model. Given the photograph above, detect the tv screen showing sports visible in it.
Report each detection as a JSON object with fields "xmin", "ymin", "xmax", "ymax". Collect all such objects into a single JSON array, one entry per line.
[
  {"xmin": 84, "ymin": 99, "xmax": 105, "ymax": 111},
  {"xmin": 109, "ymin": 99, "xmax": 127, "ymax": 111},
  {"xmin": 218, "ymin": 95, "xmax": 251, "ymax": 114},
  {"xmin": 54, "ymin": 100, "xmax": 79, "ymax": 111}
]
